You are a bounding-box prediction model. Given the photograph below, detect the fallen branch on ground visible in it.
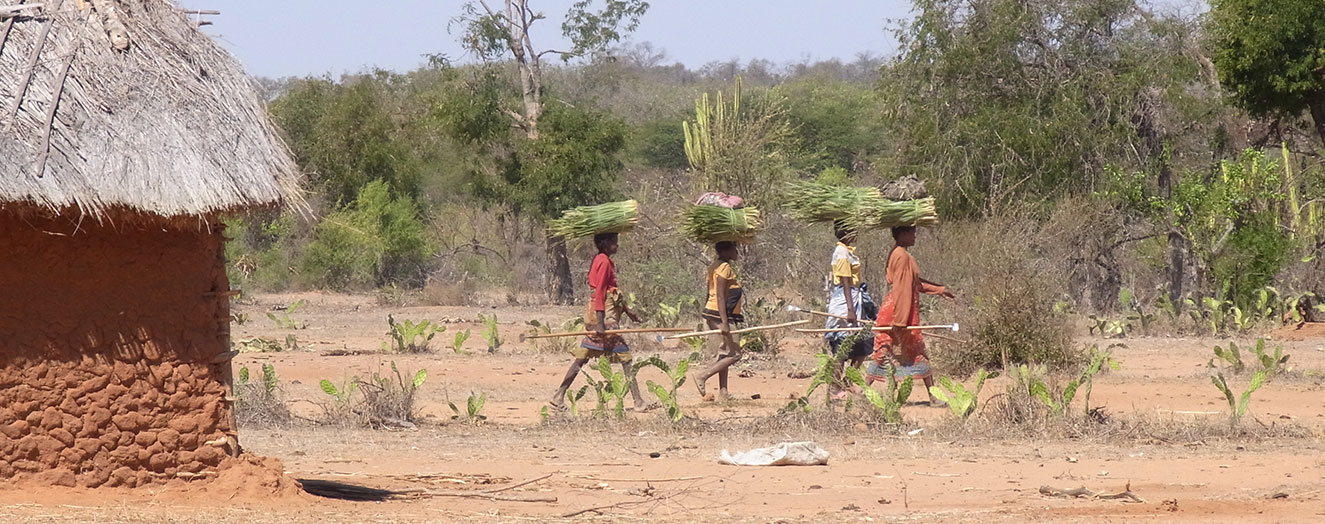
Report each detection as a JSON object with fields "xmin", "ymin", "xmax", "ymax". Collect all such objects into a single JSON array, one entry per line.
[
  {"xmin": 396, "ymin": 473, "xmax": 557, "ymax": 502},
  {"xmin": 1040, "ymin": 482, "xmax": 1144, "ymax": 503}
]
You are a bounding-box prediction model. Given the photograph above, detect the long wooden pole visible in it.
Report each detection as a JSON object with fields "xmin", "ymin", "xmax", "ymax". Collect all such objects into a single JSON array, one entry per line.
[
  {"xmin": 519, "ymin": 327, "xmax": 688, "ymax": 341},
  {"xmin": 796, "ymin": 308, "xmax": 875, "ymax": 325},
  {"xmin": 795, "ymin": 324, "xmax": 957, "ymax": 334},
  {"xmin": 667, "ymin": 319, "xmax": 810, "ymax": 339}
]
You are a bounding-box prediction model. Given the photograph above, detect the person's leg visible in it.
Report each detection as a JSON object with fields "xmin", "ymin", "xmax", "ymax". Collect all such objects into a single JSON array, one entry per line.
[
  {"xmin": 714, "ymin": 334, "xmax": 742, "ymax": 401},
  {"xmin": 621, "ymin": 360, "xmax": 650, "ymax": 410},
  {"xmin": 550, "ymin": 358, "xmax": 590, "ymax": 408},
  {"xmin": 923, "ymin": 375, "xmax": 945, "ymax": 406}
]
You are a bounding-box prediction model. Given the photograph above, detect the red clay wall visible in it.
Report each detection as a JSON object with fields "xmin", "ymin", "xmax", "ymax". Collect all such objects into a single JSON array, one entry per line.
[{"xmin": 0, "ymin": 212, "xmax": 234, "ymax": 487}]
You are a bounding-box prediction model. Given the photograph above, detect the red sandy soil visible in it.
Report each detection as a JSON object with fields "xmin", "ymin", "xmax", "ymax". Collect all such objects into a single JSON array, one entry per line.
[{"xmin": 1, "ymin": 291, "xmax": 1322, "ymax": 523}]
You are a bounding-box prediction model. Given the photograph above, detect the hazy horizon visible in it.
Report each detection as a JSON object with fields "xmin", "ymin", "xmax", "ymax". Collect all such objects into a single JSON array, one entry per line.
[{"xmin": 178, "ymin": 1, "xmax": 914, "ymax": 78}]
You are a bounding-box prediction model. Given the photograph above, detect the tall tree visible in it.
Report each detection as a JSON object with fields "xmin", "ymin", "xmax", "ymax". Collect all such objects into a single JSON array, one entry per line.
[
  {"xmin": 1209, "ymin": 0, "xmax": 1325, "ymax": 146},
  {"xmin": 450, "ymin": 0, "xmax": 648, "ymax": 304},
  {"xmin": 454, "ymin": 0, "xmax": 649, "ymax": 140}
]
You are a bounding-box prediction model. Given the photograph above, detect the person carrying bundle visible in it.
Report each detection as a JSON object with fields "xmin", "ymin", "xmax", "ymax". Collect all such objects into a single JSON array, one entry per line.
[
  {"xmin": 866, "ymin": 226, "xmax": 955, "ymax": 405},
  {"xmin": 823, "ymin": 221, "xmax": 877, "ymax": 398},
  {"xmin": 681, "ymin": 193, "xmax": 760, "ymax": 401},
  {"xmin": 694, "ymin": 241, "xmax": 744, "ymax": 401},
  {"xmin": 546, "ymin": 201, "xmax": 651, "ymax": 412}
]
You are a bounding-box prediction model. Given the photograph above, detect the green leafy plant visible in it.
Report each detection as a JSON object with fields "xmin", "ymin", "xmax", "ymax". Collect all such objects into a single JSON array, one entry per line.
[
  {"xmin": 267, "ymin": 299, "xmax": 308, "ymax": 329},
  {"xmin": 384, "ymin": 314, "xmax": 444, "ymax": 353},
  {"xmin": 320, "ymin": 377, "xmax": 359, "ymax": 405},
  {"xmin": 566, "ymin": 384, "xmax": 591, "ymax": 417},
  {"xmin": 929, "ymin": 368, "xmax": 995, "ymax": 419},
  {"xmin": 235, "ymin": 363, "xmax": 290, "ymax": 427},
  {"xmin": 1211, "ymin": 370, "xmax": 1267, "ymax": 426},
  {"xmin": 844, "ymin": 365, "xmax": 913, "ymax": 423},
  {"xmin": 479, "ymin": 313, "xmax": 502, "ymax": 353},
  {"xmin": 526, "ymin": 317, "xmax": 583, "ymax": 353},
  {"xmin": 357, "ymin": 361, "xmax": 429, "ymax": 426},
  {"xmin": 1212, "ymin": 339, "xmax": 1289, "ymax": 378},
  {"xmin": 581, "ymin": 357, "xmax": 629, "ymax": 419},
  {"xmin": 653, "ymin": 298, "xmax": 696, "ymax": 328},
  {"xmin": 1072, "ymin": 347, "xmax": 1121, "ymax": 416},
  {"xmin": 449, "ymin": 329, "xmax": 472, "ymax": 353},
  {"xmin": 636, "ymin": 351, "xmax": 700, "ymax": 422},
  {"xmin": 1211, "ymin": 341, "xmax": 1247, "ymax": 374},
  {"xmin": 318, "ymin": 375, "xmax": 360, "ymax": 424},
  {"xmin": 237, "ymin": 337, "xmax": 283, "ymax": 353},
  {"xmin": 448, "ymin": 390, "xmax": 488, "ymax": 423},
  {"xmin": 1249, "ymin": 339, "xmax": 1289, "ymax": 378}
]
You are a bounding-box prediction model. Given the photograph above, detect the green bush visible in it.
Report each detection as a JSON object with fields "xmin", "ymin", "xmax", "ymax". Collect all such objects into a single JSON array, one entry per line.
[
  {"xmin": 958, "ymin": 259, "xmax": 1080, "ymax": 374},
  {"xmin": 299, "ymin": 180, "xmax": 433, "ymax": 290}
]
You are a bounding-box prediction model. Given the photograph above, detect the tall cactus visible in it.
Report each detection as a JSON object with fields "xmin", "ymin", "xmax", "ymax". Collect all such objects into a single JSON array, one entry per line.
[{"xmin": 682, "ymin": 76, "xmax": 743, "ymax": 176}]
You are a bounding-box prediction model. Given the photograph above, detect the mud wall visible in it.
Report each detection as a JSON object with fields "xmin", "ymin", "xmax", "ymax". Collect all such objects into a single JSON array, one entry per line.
[{"xmin": 0, "ymin": 212, "xmax": 234, "ymax": 487}]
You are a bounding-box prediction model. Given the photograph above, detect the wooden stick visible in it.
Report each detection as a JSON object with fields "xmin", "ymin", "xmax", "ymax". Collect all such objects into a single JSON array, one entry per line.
[
  {"xmin": 792, "ymin": 308, "xmax": 874, "ymax": 324},
  {"xmin": 408, "ymin": 491, "xmax": 557, "ymax": 503},
  {"xmin": 667, "ymin": 319, "xmax": 810, "ymax": 339},
  {"xmin": 6, "ymin": 0, "xmax": 62, "ymax": 122},
  {"xmin": 484, "ymin": 473, "xmax": 552, "ymax": 494},
  {"xmin": 1, "ymin": 4, "xmax": 44, "ymax": 16},
  {"xmin": 575, "ymin": 475, "xmax": 706, "ymax": 483},
  {"xmin": 923, "ymin": 332, "xmax": 969, "ymax": 344},
  {"xmin": 795, "ymin": 324, "xmax": 956, "ymax": 334},
  {"xmin": 520, "ymin": 327, "xmax": 688, "ymax": 341},
  {"xmin": 34, "ymin": 44, "xmax": 76, "ymax": 179}
]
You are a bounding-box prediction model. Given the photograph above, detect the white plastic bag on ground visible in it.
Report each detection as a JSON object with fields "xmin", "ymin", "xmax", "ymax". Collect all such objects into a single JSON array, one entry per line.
[{"xmin": 718, "ymin": 441, "xmax": 830, "ymax": 466}]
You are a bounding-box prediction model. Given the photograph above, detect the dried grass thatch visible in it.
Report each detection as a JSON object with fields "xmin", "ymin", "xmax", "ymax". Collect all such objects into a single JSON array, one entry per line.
[{"xmin": 0, "ymin": 0, "xmax": 302, "ymax": 221}]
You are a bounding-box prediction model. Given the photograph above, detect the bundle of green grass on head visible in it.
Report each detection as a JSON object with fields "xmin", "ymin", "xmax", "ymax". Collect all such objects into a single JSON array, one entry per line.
[
  {"xmin": 682, "ymin": 205, "xmax": 761, "ymax": 244},
  {"xmin": 857, "ymin": 196, "xmax": 939, "ymax": 230},
  {"xmin": 785, "ymin": 181, "xmax": 882, "ymax": 224},
  {"xmin": 547, "ymin": 200, "xmax": 638, "ymax": 239}
]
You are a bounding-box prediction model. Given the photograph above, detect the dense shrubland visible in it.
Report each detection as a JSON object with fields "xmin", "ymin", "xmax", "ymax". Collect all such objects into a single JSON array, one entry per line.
[{"xmin": 226, "ymin": 0, "xmax": 1325, "ymax": 372}]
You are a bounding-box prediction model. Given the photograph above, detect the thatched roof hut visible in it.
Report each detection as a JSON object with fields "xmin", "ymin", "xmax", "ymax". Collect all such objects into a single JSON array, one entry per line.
[
  {"xmin": 0, "ymin": 0, "xmax": 301, "ymax": 488},
  {"xmin": 1, "ymin": 0, "xmax": 301, "ymax": 219}
]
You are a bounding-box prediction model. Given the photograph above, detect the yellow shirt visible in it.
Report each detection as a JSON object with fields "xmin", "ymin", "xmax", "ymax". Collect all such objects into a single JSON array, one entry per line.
[
  {"xmin": 830, "ymin": 242, "xmax": 861, "ymax": 286},
  {"xmin": 705, "ymin": 260, "xmax": 742, "ymax": 314}
]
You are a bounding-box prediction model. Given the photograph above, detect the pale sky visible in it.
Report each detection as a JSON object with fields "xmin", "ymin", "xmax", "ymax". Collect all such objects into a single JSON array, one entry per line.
[{"xmin": 177, "ymin": 0, "xmax": 914, "ymax": 78}]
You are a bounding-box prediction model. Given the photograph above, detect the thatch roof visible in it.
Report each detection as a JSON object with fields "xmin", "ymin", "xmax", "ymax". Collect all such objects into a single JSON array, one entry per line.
[{"xmin": 0, "ymin": 0, "xmax": 302, "ymax": 220}]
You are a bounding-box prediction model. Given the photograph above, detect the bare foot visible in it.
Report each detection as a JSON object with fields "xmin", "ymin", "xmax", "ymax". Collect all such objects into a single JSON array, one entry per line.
[
  {"xmin": 632, "ymin": 402, "xmax": 660, "ymax": 413},
  {"xmin": 928, "ymin": 398, "xmax": 948, "ymax": 408},
  {"xmin": 715, "ymin": 390, "xmax": 731, "ymax": 402},
  {"xmin": 546, "ymin": 401, "xmax": 568, "ymax": 413},
  {"xmin": 695, "ymin": 377, "xmax": 707, "ymax": 398}
]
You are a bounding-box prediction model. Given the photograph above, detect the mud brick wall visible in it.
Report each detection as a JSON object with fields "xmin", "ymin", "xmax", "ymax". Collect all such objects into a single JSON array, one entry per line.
[{"xmin": 0, "ymin": 213, "xmax": 235, "ymax": 487}]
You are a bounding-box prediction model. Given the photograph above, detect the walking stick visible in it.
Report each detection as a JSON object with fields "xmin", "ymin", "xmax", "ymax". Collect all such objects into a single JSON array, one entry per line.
[
  {"xmin": 794, "ymin": 323, "xmax": 960, "ymax": 334},
  {"xmin": 518, "ymin": 327, "xmax": 689, "ymax": 342},
  {"xmin": 785, "ymin": 304, "xmax": 874, "ymax": 325},
  {"xmin": 666, "ymin": 319, "xmax": 811, "ymax": 339}
]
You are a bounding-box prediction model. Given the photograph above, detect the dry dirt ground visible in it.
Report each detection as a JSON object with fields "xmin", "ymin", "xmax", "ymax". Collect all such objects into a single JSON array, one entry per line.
[{"xmin": 2, "ymin": 291, "xmax": 1324, "ymax": 523}]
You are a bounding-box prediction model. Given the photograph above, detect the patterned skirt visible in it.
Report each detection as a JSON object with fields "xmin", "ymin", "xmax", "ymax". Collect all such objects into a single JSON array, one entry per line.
[{"xmin": 577, "ymin": 288, "xmax": 631, "ymax": 363}]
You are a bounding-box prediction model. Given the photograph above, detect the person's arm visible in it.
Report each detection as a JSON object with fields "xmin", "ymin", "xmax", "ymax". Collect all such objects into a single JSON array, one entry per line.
[
  {"xmin": 717, "ymin": 275, "xmax": 732, "ymax": 333},
  {"xmin": 920, "ymin": 278, "xmax": 955, "ymax": 299},
  {"xmin": 840, "ymin": 276, "xmax": 857, "ymax": 324},
  {"xmin": 624, "ymin": 303, "xmax": 642, "ymax": 324},
  {"xmin": 594, "ymin": 310, "xmax": 608, "ymax": 335}
]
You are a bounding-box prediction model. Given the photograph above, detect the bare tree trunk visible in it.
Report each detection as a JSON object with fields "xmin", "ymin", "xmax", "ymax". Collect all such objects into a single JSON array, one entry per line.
[
  {"xmin": 1168, "ymin": 231, "xmax": 1186, "ymax": 304},
  {"xmin": 1308, "ymin": 91, "xmax": 1325, "ymax": 148},
  {"xmin": 546, "ymin": 234, "xmax": 574, "ymax": 305}
]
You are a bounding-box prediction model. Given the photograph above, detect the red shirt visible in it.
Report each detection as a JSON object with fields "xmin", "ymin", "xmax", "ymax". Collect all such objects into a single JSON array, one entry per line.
[{"xmin": 588, "ymin": 253, "xmax": 618, "ymax": 312}]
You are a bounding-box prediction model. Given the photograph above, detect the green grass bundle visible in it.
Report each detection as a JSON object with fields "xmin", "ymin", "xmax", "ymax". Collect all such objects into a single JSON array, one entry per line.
[
  {"xmin": 547, "ymin": 200, "xmax": 638, "ymax": 239},
  {"xmin": 785, "ymin": 182, "xmax": 881, "ymax": 223},
  {"xmin": 858, "ymin": 197, "xmax": 939, "ymax": 229},
  {"xmin": 681, "ymin": 205, "xmax": 761, "ymax": 244}
]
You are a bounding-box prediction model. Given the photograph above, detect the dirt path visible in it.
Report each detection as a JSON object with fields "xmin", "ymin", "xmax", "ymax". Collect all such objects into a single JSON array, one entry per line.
[{"xmin": 1, "ymin": 292, "xmax": 1322, "ymax": 523}]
